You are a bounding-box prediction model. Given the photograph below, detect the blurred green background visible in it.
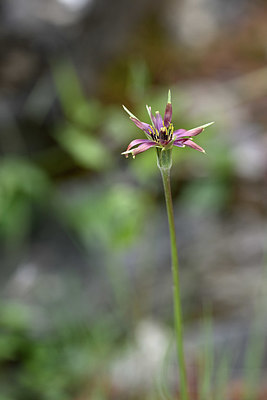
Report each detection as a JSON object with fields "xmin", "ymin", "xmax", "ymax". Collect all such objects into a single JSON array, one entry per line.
[{"xmin": 0, "ymin": 0, "xmax": 267, "ymax": 399}]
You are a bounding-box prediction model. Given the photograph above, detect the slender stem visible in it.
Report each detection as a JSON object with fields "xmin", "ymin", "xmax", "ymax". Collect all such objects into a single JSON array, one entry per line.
[{"xmin": 160, "ymin": 167, "xmax": 189, "ymax": 400}]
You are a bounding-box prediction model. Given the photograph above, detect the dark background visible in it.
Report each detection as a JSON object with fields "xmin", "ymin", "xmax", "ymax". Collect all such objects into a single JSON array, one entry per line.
[{"xmin": 0, "ymin": 0, "xmax": 267, "ymax": 399}]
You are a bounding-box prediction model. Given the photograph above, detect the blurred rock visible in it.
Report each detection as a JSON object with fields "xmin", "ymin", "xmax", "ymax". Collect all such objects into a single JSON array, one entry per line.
[
  {"xmin": 167, "ymin": 0, "xmax": 219, "ymax": 48},
  {"xmin": 5, "ymin": 262, "xmax": 39, "ymax": 296},
  {"xmin": 111, "ymin": 319, "xmax": 170, "ymax": 393},
  {"xmin": 233, "ymin": 137, "xmax": 267, "ymax": 180},
  {"xmin": 4, "ymin": 0, "xmax": 90, "ymax": 28},
  {"xmin": 166, "ymin": 0, "xmax": 253, "ymax": 49}
]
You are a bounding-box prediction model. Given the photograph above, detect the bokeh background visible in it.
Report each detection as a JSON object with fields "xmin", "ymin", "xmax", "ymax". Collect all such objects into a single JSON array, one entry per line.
[{"xmin": 0, "ymin": 0, "xmax": 267, "ymax": 399}]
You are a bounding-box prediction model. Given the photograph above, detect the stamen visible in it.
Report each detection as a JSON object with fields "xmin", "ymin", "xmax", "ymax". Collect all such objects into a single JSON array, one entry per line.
[
  {"xmin": 148, "ymin": 127, "xmax": 154, "ymax": 139},
  {"xmin": 167, "ymin": 123, "xmax": 174, "ymax": 140},
  {"xmin": 159, "ymin": 126, "xmax": 168, "ymax": 141}
]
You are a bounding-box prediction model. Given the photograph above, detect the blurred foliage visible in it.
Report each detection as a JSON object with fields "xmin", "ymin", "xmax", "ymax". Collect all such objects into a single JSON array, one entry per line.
[
  {"xmin": 0, "ymin": 158, "xmax": 50, "ymax": 245},
  {"xmin": 58, "ymin": 183, "xmax": 150, "ymax": 251},
  {"xmin": 0, "ymin": 57, "xmax": 237, "ymax": 399},
  {"xmin": 1, "ymin": 2, "xmax": 266, "ymax": 396},
  {"xmin": 55, "ymin": 122, "xmax": 112, "ymax": 170},
  {"xmin": 0, "ymin": 301, "xmax": 122, "ymax": 400},
  {"xmin": 52, "ymin": 62, "xmax": 113, "ymax": 170}
]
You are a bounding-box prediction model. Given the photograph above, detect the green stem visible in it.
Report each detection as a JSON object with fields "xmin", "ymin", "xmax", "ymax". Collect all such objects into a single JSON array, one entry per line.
[{"xmin": 160, "ymin": 166, "xmax": 189, "ymax": 400}]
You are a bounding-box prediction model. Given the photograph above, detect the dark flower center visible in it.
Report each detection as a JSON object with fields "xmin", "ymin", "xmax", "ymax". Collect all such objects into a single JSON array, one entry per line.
[
  {"xmin": 159, "ymin": 127, "xmax": 168, "ymax": 141},
  {"xmin": 148, "ymin": 123, "xmax": 174, "ymax": 145},
  {"xmin": 159, "ymin": 123, "xmax": 173, "ymax": 143}
]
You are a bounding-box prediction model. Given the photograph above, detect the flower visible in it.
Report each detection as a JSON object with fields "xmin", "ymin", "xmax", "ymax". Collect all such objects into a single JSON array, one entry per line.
[{"xmin": 121, "ymin": 90, "xmax": 214, "ymax": 159}]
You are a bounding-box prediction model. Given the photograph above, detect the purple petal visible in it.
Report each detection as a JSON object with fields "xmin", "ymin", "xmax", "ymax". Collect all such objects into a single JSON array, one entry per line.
[
  {"xmin": 164, "ymin": 103, "xmax": 172, "ymax": 127},
  {"xmin": 173, "ymin": 129, "xmax": 188, "ymax": 139},
  {"xmin": 125, "ymin": 138, "xmax": 153, "ymax": 152},
  {"xmin": 174, "ymin": 128, "xmax": 201, "ymax": 139},
  {"xmin": 185, "ymin": 127, "xmax": 203, "ymax": 137},
  {"xmin": 130, "ymin": 118, "xmax": 152, "ymax": 136},
  {"xmin": 154, "ymin": 111, "xmax": 163, "ymax": 132},
  {"xmin": 173, "ymin": 139, "xmax": 186, "ymax": 147},
  {"xmin": 174, "ymin": 122, "xmax": 214, "ymax": 139},
  {"xmin": 183, "ymin": 139, "xmax": 205, "ymax": 153},
  {"xmin": 186, "ymin": 122, "xmax": 214, "ymax": 136},
  {"xmin": 132, "ymin": 142, "xmax": 157, "ymax": 156},
  {"xmin": 122, "ymin": 141, "xmax": 157, "ymax": 158}
]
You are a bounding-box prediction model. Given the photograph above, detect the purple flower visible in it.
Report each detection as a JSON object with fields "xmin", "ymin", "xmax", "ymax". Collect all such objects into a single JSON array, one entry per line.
[{"xmin": 122, "ymin": 91, "xmax": 214, "ymax": 158}]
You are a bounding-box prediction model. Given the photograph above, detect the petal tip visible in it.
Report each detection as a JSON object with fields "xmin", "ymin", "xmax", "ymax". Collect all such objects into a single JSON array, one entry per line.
[
  {"xmin": 121, "ymin": 150, "xmax": 130, "ymax": 157},
  {"xmin": 121, "ymin": 149, "xmax": 137, "ymax": 159},
  {"xmin": 167, "ymin": 89, "xmax": 171, "ymax": 104},
  {"xmin": 202, "ymin": 121, "xmax": 215, "ymax": 129},
  {"xmin": 122, "ymin": 105, "xmax": 139, "ymax": 120}
]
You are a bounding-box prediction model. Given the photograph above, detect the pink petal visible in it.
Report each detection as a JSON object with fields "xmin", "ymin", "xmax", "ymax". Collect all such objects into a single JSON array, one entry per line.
[
  {"xmin": 164, "ymin": 103, "xmax": 172, "ymax": 127},
  {"xmin": 173, "ymin": 139, "xmax": 186, "ymax": 148},
  {"xmin": 174, "ymin": 122, "xmax": 214, "ymax": 138},
  {"xmin": 125, "ymin": 138, "xmax": 153, "ymax": 151},
  {"xmin": 173, "ymin": 129, "xmax": 188, "ymax": 139},
  {"xmin": 122, "ymin": 141, "xmax": 157, "ymax": 158},
  {"xmin": 185, "ymin": 127, "xmax": 203, "ymax": 137},
  {"xmin": 183, "ymin": 139, "xmax": 205, "ymax": 153},
  {"xmin": 132, "ymin": 142, "xmax": 157, "ymax": 156},
  {"xmin": 155, "ymin": 111, "xmax": 163, "ymax": 132},
  {"xmin": 130, "ymin": 118, "xmax": 152, "ymax": 136}
]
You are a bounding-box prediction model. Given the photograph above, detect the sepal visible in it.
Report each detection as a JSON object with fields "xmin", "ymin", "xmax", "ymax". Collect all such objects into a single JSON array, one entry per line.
[{"xmin": 156, "ymin": 148, "xmax": 172, "ymax": 170}]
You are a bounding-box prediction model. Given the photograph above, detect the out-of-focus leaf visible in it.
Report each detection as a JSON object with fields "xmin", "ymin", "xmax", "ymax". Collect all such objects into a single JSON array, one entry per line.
[
  {"xmin": 71, "ymin": 100, "xmax": 102, "ymax": 130},
  {"xmin": 55, "ymin": 124, "xmax": 112, "ymax": 170},
  {"xmin": 0, "ymin": 302, "xmax": 33, "ymax": 331},
  {"xmin": 0, "ymin": 158, "xmax": 49, "ymax": 200},
  {"xmin": 0, "ymin": 158, "xmax": 50, "ymax": 241},
  {"xmin": 59, "ymin": 183, "xmax": 151, "ymax": 250},
  {"xmin": 52, "ymin": 60, "xmax": 102, "ymax": 129},
  {"xmin": 52, "ymin": 60, "xmax": 85, "ymax": 117}
]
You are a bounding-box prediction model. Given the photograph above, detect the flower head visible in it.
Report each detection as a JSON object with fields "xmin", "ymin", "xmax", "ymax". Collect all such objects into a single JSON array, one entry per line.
[{"xmin": 122, "ymin": 90, "xmax": 214, "ymax": 159}]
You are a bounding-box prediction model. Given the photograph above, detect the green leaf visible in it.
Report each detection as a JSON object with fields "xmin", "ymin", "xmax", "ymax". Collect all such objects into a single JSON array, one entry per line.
[{"xmin": 55, "ymin": 124, "xmax": 112, "ymax": 170}]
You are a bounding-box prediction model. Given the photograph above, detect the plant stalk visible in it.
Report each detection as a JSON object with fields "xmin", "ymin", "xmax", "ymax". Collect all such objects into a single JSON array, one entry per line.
[{"xmin": 160, "ymin": 166, "xmax": 189, "ymax": 400}]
